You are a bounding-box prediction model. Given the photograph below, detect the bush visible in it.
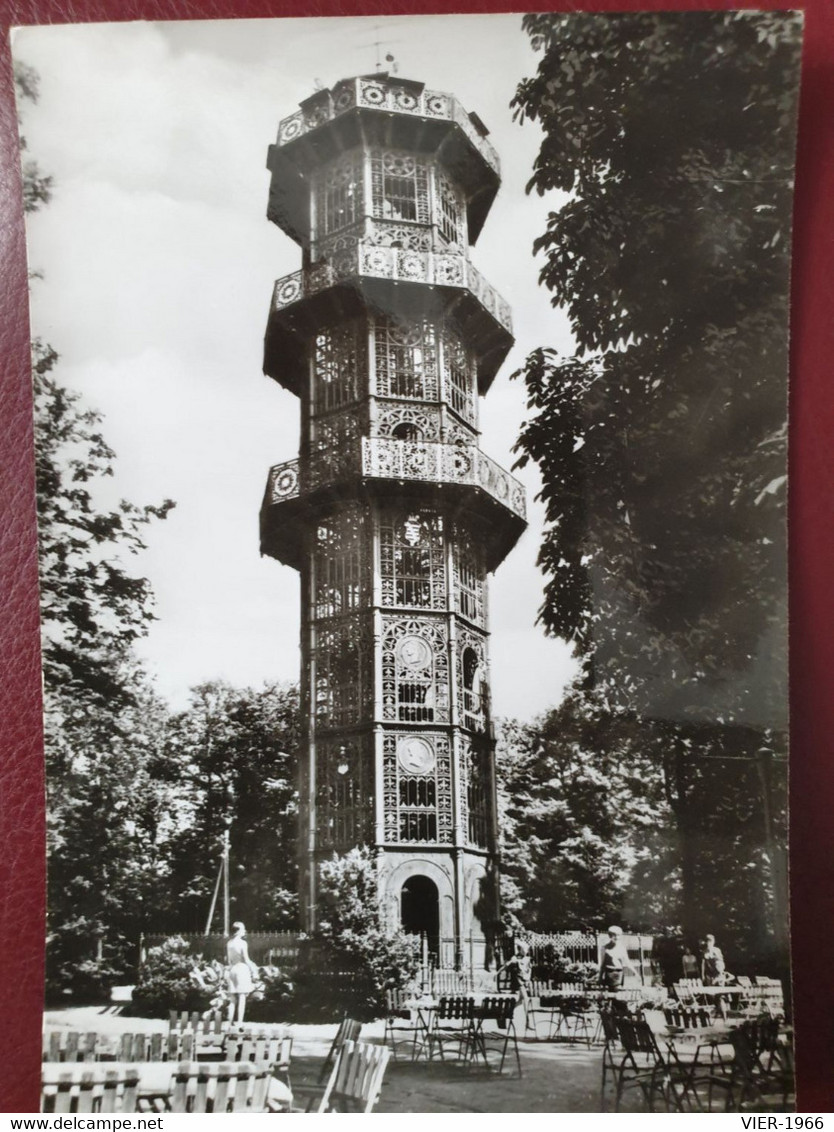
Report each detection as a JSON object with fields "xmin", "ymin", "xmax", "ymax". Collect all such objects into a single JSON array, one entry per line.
[
  {"xmin": 304, "ymin": 848, "xmax": 420, "ymax": 1021},
  {"xmin": 129, "ymin": 936, "xmax": 212, "ymax": 1018}
]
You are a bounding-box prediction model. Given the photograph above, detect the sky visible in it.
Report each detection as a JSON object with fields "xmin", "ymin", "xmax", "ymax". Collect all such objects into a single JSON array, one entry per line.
[{"xmin": 13, "ymin": 13, "xmax": 579, "ymax": 720}]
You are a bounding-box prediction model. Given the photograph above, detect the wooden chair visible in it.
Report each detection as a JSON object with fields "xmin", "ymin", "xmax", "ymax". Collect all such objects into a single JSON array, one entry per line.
[
  {"xmin": 316, "ymin": 1040, "xmax": 391, "ymax": 1113},
  {"xmin": 552, "ymin": 992, "xmax": 599, "ymax": 1048},
  {"xmin": 169, "ymin": 1060, "xmax": 270, "ymax": 1113},
  {"xmin": 613, "ymin": 1016, "xmax": 705, "ymax": 1112},
  {"xmin": 599, "ymin": 1009, "xmax": 625, "ymax": 1111},
  {"xmin": 43, "ymin": 1031, "xmax": 100, "ymax": 1063},
  {"xmin": 117, "ymin": 1032, "xmax": 166, "ymax": 1062},
  {"xmin": 42, "ymin": 1065, "xmax": 139, "ymax": 1113},
  {"xmin": 223, "ymin": 1030, "xmax": 292, "ymax": 1091},
  {"xmin": 293, "ymin": 1017, "xmax": 362, "ymax": 1111}
]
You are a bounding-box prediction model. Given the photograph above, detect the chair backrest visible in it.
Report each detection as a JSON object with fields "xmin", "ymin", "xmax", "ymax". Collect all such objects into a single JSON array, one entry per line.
[
  {"xmin": 736, "ymin": 975, "xmax": 753, "ymax": 987},
  {"xmin": 318, "ymin": 1018, "xmax": 362, "ymax": 1084},
  {"xmin": 170, "ymin": 1061, "xmax": 270, "ymax": 1113},
  {"xmin": 616, "ymin": 1017, "xmax": 661, "ymax": 1060},
  {"xmin": 223, "ymin": 1031, "xmax": 290, "ymax": 1069},
  {"xmin": 43, "ymin": 1031, "xmax": 100, "ymax": 1063},
  {"xmin": 318, "ymin": 1040, "xmax": 391, "ymax": 1113},
  {"xmin": 477, "ymin": 995, "xmax": 516, "ymax": 1025},
  {"xmin": 438, "ymin": 995, "xmax": 475, "ymax": 1021},
  {"xmin": 41, "ymin": 1064, "xmax": 139, "ymax": 1113}
]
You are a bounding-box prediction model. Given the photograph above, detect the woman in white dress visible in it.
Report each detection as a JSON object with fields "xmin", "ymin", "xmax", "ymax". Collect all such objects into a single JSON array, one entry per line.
[{"xmin": 226, "ymin": 921, "xmax": 258, "ymax": 1024}]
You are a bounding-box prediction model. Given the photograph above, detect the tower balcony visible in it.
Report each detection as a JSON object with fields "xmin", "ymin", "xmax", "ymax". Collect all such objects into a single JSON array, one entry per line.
[
  {"xmin": 264, "ymin": 241, "xmax": 512, "ymax": 396},
  {"xmin": 275, "ymin": 77, "xmax": 500, "ymax": 175},
  {"xmin": 260, "ymin": 439, "xmax": 526, "ymax": 570}
]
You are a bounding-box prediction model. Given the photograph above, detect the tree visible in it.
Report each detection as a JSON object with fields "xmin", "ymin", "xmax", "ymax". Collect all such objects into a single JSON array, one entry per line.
[
  {"xmin": 17, "ymin": 67, "xmax": 178, "ymax": 993},
  {"xmin": 511, "ymin": 11, "xmax": 799, "ymax": 728},
  {"xmin": 496, "ymin": 694, "xmax": 677, "ymax": 932},
  {"xmin": 162, "ymin": 681, "xmax": 300, "ymax": 932}
]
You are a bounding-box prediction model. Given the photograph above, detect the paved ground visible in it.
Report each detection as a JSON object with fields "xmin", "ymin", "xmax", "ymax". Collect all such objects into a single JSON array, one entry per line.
[{"xmin": 43, "ymin": 1006, "xmax": 609, "ymax": 1113}]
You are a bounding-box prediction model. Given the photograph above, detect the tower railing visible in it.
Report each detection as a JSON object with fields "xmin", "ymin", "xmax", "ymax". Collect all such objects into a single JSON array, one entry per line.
[
  {"xmin": 270, "ymin": 244, "xmax": 512, "ymax": 334},
  {"xmin": 276, "ymin": 77, "xmax": 500, "ymax": 173},
  {"xmin": 264, "ymin": 443, "xmax": 525, "ymax": 522}
]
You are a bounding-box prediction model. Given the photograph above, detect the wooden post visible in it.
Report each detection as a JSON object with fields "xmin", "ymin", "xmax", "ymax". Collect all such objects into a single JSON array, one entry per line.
[{"xmin": 222, "ymin": 827, "xmax": 230, "ymax": 937}]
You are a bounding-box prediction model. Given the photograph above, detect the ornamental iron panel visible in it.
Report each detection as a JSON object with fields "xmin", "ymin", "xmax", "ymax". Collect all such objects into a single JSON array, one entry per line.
[
  {"xmin": 270, "ymin": 247, "xmax": 512, "ymax": 335},
  {"xmin": 313, "ymin": 506, "xmax": 370, "ymax": 620},
  {"xmin": 381, "ymin": 615, "xmax": 450, "ymax": 724},
  {"xmin": 276, "ymin": 77, "xmax": 500, "ymax": 174},
  {"xmin": 316, "ymin": 735, "xmax": 375, "ymax": 850},
  {"xmin": 382, "ymin": 732, "xmax": 454, "ymax": 844},
  {"xmin": 379, "ymin": 508, "xmax": 446, "ymax": 611},
  {"xmin": 314, "ymin": 613, "xmax": 372, "ymax": 730}
]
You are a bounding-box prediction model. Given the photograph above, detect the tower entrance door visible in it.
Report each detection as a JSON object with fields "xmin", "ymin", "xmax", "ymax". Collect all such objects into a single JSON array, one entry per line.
[{"xmin": 400, "ymin": 875, "xmax": 440, "ymax": 955}]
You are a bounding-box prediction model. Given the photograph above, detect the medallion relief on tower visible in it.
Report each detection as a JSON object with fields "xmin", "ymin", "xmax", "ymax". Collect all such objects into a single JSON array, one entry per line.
[
  {"xmin": 379, "ymin": 509, "xmax": 446, "ymax": 611},
  {"xmin": 381, "ymin": 615, "xmax": 450, "ymax": 724},
  {"xmin": 314, "ymin": 613, "xmax": 372, "ymax": 730},
  {"xmin": 316, "ymin": 734, "xmax": 374, "ymax": 851},
  {"xmin": 382, "ymin": 732, "xmax": 453, "ymax": 845}
]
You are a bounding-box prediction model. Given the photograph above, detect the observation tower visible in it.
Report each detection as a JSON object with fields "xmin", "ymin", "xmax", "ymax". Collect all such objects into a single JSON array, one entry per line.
[{"xmin": 260, "ymin": 73, "xmax": 526, "ymax": 965}]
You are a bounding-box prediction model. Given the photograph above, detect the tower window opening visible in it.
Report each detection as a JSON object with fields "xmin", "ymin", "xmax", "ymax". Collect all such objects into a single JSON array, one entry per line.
[
  {"xmin": 315, "ymin": 151, "xmax": 363, "ymax": 237},
  {"xmin": 443, "ymin": 326, "xmax": 476, "ymax": 424},
  {"xmin": 314, "ymin": 510, "xmax": 365, "ymax": 619},
  {"xmin": 374, "ymin": 318, "xmax": 439, "ymax": 402},
  {"xmin": 314, "ymin": 321, "xmax": 365, "ymax": 413},
  {"xmin": 399, "ymin": 776, "xmax": 436, "ymax": 808},
  {"xmin": 399, "ymin": 811, "xmax": 437, "ymax": 843},
  {"xmin": 316, "ymin": 740, "xmax": 373, "ymax": 849},
  {"xmin": 462, "ymin": 646, "xmax": 483, "ymax": 729},
  {"xmin": 466, "ymin": 744, "xmax": 489, "ymax": 848},
  {"xmin": 438, "ymin": 174, "xmax": 463, "ymax": 246},
  {"xmin": 455, "ymin": 535, "xmax": 485, "ymax": 625},
  {"xmin": 371, "ymin": 151, "xmax": 430, "ymax": 225},
  {"xmin": 392, "ymin": 421, "xmax": 422, "ymax": 442}
]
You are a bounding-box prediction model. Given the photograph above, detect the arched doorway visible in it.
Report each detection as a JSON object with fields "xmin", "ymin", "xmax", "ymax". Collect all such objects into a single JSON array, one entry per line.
[{"xmin": 401, "ymin": 875, "xmax": 440, "ymax": 956}]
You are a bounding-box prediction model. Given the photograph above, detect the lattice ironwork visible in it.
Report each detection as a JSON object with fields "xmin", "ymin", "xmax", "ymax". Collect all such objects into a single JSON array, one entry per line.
[
  {"xmin": 381, "ymin": 616, "xmax": 450, "ymax": 724},
  {"xmin": 316, "ymin": 735, "xmax": 374, "ymax": 850},
  {"xmin": 375, "ymin": 402, "xmax": 441, "ymax": 443},
  {"xmin": 382, "ymin": 732, "xmax": 453, "ymax": 844},
  {"xmin": 370, "ymin": 150, "xmax": 431, "ymax": 225},
  {"xmin": 437, "ymin": 170, "xmax": 465, "ymax": 250},
  {"xmin": 441, "ymin": 323, "xmax": 476, "ymax": 426},
  {"xmin": 444, "ymin": 422, "xmax": 477, "ymax": 447},
  {"xmin": 453, "ymin": 529, "xmax": 487, "ymax": 627},
  {"xmin": 457, "ymin": 628, "xmax": 488, "ymax": 732},
  {"xmin": 313, "ymin": 150, "xmax": 364, "ymax": 238},
  {"xmin": 314, "ymin": 614, "xmax": 372, "ymax": 729},
  {"xmin": 461, "ymin": 736, "xmax": 489, "ymax": 848},
  {"xmin": 379, "ymin": 509, "xmax": 446, "ymax": 611},
  {"xmin": 309, "ymin": 409, "xmax": 363, "ymax": 488},
  {"xmin": 313, "ymin": 320, "xmax": 367, "ymax": 413},
  {"xmin": 373, "ymin": 317, "xmax": 439, "ymax": 402},
  {"xmin": 313, "ymin": 506, "xmax": 369, "ymax": 620}
]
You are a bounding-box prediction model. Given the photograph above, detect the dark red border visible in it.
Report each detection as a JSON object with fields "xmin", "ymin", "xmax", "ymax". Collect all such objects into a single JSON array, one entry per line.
[{"xmin": 2, "ymin": 0, "xmax": 832, "ymax": 1113}]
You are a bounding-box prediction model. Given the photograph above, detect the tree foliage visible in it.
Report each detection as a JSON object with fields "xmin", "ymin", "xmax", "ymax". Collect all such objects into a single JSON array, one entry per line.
[
  {"xmin": 496, "ymin": 693, "xmax": 677, "ymax": 932},
  {"xmin": 512, "ymin": 11, "xmax": 800, "ymax": 727},
  {"xmin": 162, "ymin": 681, "xmax": 300, "ymax": 933}
]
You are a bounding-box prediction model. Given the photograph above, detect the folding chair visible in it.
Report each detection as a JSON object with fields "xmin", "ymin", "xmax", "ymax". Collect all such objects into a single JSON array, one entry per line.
[
  {"xmin": 425, "ymin": 995, "xmax": 475, "ymax": 1063},
  {"xmin": 468, "ymin": 995, "xmax": 522, "ymax": 1076},
  {"xmin": 315, "ymin": 1040, "xmax": 391, "ymax": 1113},
  {"xmin": 293, "ymin": 1017, "xmax": 362, "ymax": 1112},
  {"xmin": 384, "ymin": 988, "xmax": 423, "ymax": 1060},
  {"xmin": 41, "ymin": 1065, "xmax": 139, "ymax": 1113}
]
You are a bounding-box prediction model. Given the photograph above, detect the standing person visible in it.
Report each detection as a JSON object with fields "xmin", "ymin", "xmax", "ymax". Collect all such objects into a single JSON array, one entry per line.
[
  {"xmin": 497, "ymin": 939, "xmax": 533, "ymax": 1029},
  {"xmin": 681, "ymin": 945, "xmax": 699, "ymax": 979},
  {"xmin": 599, "ymin": 926, "xmax": 637, "ymax": 991},
  {"xmin": 701, "ymin": 934, "xmax": 726, "ymax": 985},
  {"xmin": 226, "ymin": 921, "xmax": 258, "ymax": 1024}
]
